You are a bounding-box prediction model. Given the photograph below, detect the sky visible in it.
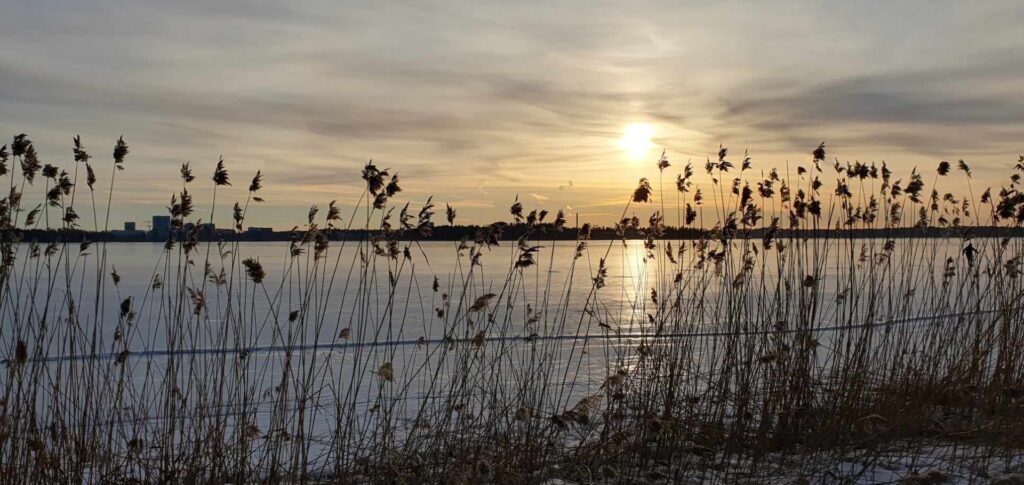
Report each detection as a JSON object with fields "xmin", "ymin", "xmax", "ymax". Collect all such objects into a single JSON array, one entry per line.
[{"xmin": 2, "ymin": 0, "xmax": 1023, "ymax": 229}]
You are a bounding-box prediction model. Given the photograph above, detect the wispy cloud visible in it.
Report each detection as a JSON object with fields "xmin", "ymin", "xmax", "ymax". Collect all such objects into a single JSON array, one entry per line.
[{"xmin": 1, "ymin": 1, "xmax": 1022, "ymax": 227}]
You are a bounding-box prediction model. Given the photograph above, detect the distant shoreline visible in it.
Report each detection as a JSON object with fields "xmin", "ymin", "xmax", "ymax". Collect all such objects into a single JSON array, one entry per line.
[{"xmin": 8, "ymin": 225, "xmax": 1024, "ymax": 243}]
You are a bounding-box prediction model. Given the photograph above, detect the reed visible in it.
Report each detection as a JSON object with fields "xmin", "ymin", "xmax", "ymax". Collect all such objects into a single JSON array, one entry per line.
[{"xmin": 1, "ymin": 135, "xmax": 1023, "ymax": 483}]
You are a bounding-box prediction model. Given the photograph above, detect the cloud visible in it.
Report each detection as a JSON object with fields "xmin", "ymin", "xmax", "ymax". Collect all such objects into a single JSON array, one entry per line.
[{"xmin": 1, "ymin": 0, "xmax": 1023, "ymax": 226}]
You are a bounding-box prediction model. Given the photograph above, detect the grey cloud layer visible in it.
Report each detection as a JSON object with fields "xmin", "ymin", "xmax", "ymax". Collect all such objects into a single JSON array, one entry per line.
[{"xmin": 1, "ymin": 0, "xmax": 1022, "ymax": 226}]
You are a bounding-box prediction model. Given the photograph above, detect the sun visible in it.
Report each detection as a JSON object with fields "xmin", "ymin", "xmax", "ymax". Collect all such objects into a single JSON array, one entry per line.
[{"xmin": 619, "ymin": 123, "xmax": 655, "ymax": 161}]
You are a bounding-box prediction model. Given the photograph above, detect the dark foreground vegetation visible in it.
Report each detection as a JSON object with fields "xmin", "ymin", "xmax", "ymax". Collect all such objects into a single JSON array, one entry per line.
[{"xmin": 2, "ymin": 135, "xmax": 1024, "ymax": 483}]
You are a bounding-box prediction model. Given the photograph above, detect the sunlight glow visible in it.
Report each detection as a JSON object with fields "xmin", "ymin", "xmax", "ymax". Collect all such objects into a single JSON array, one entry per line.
[{"xmin": 619, "ymin": 123, "xmax": 656, "ymax": 161}]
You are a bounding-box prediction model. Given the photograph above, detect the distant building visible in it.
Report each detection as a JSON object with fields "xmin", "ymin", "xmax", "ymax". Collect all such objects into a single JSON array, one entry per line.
[
  {"xmin": 110, "ymin": 220, "xmax": 145, "ymax": 240},
  {"xmin": 181, "ymin": 222, "xmax": 215, "ymax": 240},
  {"xmin": 199, "ymin": 223, "xmax": 215, "ymax": 240},
  {"xmin": 152, "ymin": 215, "xmax": 171, "ymax": 241},
  {"xmin": 246, "ymin": 226, "xmax": 274, "ymax": 240}
]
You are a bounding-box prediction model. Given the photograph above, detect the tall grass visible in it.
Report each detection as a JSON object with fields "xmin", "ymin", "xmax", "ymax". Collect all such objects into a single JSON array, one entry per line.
[{"xmin": 1, "ymin": 135, "xmax": 1024, "ymax": 483}]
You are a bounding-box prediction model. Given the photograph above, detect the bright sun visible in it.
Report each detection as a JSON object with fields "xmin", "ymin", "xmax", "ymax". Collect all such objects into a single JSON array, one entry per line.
[{"xmin": 619, "ymin": 123, "xmax": 655, "ymax": 161}]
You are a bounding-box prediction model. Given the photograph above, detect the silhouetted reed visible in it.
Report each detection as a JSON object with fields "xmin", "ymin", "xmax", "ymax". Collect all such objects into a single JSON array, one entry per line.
[{"xmin": 1, "ymin": 134, "xmax": 1024, "ymax": 483}]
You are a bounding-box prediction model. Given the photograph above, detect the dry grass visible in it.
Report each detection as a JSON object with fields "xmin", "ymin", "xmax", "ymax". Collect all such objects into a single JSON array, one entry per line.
[{"xmin": 1, "ymin": 135, "xmax": 1024, "ymax": 483}]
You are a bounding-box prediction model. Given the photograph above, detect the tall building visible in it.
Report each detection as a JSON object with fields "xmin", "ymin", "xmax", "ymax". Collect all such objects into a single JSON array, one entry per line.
[
  {"xmin": 124, "ymin": 221, "xmax": 136, "ymax": 231},
  {"xmin": 152, "ymin": 215, "xmax": 171, "ymax": 241}
]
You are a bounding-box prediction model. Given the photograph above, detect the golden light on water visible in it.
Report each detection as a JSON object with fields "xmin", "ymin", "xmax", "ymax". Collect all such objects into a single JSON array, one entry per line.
[{"xmin": 619, "ymin": 123, "xmax": 656, "ymax": 161}]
